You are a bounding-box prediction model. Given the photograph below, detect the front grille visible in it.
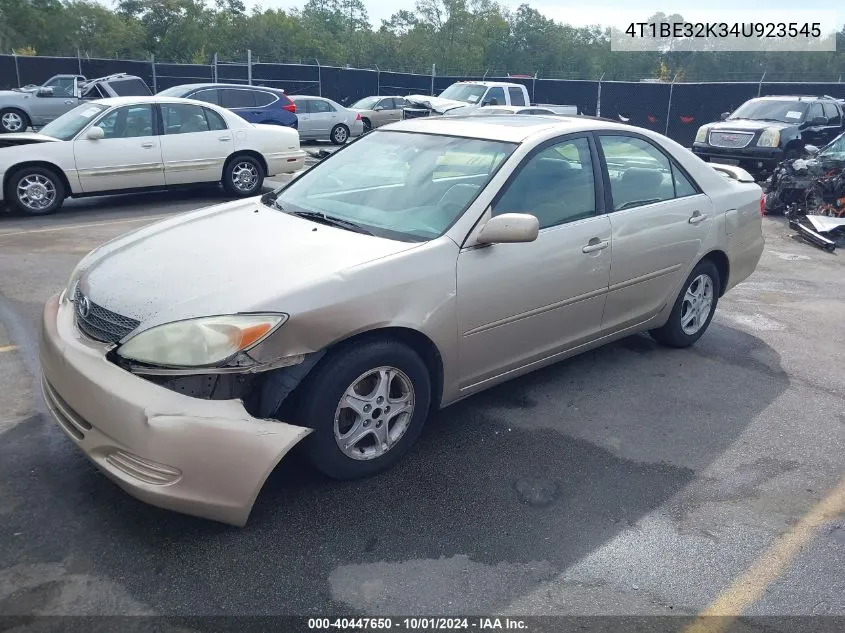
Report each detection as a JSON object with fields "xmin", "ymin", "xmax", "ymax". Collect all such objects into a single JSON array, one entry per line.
[
  {"xmin": 73, "ymin": 288, "xmax": 140, "ymax": 343},
  {"xmin": 708, "ymin": 131, "xmax": 754, "ymax": 149},
  {"xmin": 403, "ymin": 108, "xmax": 431, "ymax": 120}
]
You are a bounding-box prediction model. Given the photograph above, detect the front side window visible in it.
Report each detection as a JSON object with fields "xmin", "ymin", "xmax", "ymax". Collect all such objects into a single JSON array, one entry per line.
[
  {"xmin": 95, "ymin": 105, "xmax": 155, "ymax": 139},
  {"xmin": 40, "ymin": 103, "xmax": 109, "ymax": 140},
  {"xmin": 485, "ymin": 87, "xmax": 506, "ymax": 106},
  {"xmin": 599, "ymin": 134, "xmax": 697, "ymax": 210},
  {"xmin": 269, "ymin": 130, "xmax": 516, "ymax": 241},
  {"xmin": 161, "ymin": 103, "xmax": 211, "ymax": 134},
  {"xmin": 493, "ymin": 136, "xmax": 597, "ymax": 229},
  {"xmin": 45, "ymin": 77, "xmax": 76, "ymax": 97}
]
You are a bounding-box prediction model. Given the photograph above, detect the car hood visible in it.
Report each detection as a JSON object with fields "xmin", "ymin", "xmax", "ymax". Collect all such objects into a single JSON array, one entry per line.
[
  {"xmin": 708, "ymin": 119, "xmax": 795, "ymax": 132},
  {"xmin": 77, "ymin": 198, "xmax": 421, "ymax": 329},
  {"xmin": 404, "ymin": 94, "xmax": 470, "ymax": 114},
  {"xmin": 0, "ymin": 132, "xmax": 59, "ymax": 148}
]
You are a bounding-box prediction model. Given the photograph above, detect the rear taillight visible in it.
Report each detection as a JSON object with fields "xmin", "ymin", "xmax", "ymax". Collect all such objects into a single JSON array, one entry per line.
[
  {"xmin": 283, "ymin": 102, "xmax": 296, "ymax": 113},
  {"xmin": 355, "ymin": 113, "xmax": 362, "ymax": 121},
  {"xmin": 760, "ymin": 193, "xmax": 766, "ymax": 216}
]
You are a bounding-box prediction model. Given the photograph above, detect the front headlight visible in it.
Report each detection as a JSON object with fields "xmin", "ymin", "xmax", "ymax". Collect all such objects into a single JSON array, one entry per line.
[
  {"xmin": 117, "ymin": 314, "xmax": 287, "ymax": 367},
  {"xmin": 695, "ymin": 126, "xmax": 710, "ymax": 143},
  {"xmin": 757, "ymin": 128, "xmax": 780, "ymax": 148}
]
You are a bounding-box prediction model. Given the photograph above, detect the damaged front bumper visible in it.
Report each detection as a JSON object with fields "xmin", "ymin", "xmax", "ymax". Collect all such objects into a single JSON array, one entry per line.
[{"xmin": 39, "ymin": 293, "xmax": 312, "ymax": 526}]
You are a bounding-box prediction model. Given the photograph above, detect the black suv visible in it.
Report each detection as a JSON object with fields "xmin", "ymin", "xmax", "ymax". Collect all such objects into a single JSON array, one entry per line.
[{"xmin": 692, "ymin": 95, "xmax": 845, "ymax": 179}]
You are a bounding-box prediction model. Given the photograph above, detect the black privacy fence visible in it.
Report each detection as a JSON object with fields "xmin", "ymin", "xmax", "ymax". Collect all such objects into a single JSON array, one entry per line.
[{"xmin": 4, "ymin": 54, "xmax": 845, "ymax": 147}]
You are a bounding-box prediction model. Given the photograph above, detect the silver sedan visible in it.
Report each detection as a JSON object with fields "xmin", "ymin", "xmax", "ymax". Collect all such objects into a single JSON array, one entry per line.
[{"xmin": 290, "ymin": 95, "xmax": 365, "ymax": 145}]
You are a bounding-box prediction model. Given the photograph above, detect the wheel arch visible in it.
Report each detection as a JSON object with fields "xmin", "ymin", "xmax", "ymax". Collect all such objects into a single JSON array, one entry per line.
[
  {"xmin": 700, "ymin": 249, "xmax": 730, "ymax": 297},
  {"xmin": 3, "ymin": 161, "xmax": 72, "ymax": 198},
  {"xmin": 223, "ymin": 150, "xmax": 267, "ymax": 179}
]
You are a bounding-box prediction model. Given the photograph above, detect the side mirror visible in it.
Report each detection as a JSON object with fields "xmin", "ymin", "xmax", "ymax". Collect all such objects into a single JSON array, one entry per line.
[
  {"xmin": 804, "ymin": 144, "xmax": 820, "ymax": 156},
  {"xmin": 476, "ymin": 213, "xmax": 539, "ymax": 245},
  {"xmin": 811, "ymin": 116, "xmax": 828, "ymax": 126},
  {"xmin": 86, "ymin": 126, "xmax": 105, "ymax": 140},
  {"xmin": 37, "ymin": 87, "xmax": 54, "ymax": 97},
  {"xmin": 374, "ymin": 105, "xmax": 385, "ymax": 111},
  {"xmin": 719, "ymin": 111, "xmax": 730, "ymax": 120}
]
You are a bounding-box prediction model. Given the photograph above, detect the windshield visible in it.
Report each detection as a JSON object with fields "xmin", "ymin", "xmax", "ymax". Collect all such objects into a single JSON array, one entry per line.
[
  {"xmin": 39, "ymin": 103, "xmax": 110, "ymax": 140},
  {"xmin": 351, "ymin": 97, "xmax": 379, "ymax": 109},
  {"xmin": 438, "ymin": 84, "xmax": 488, "ymax": 104},
  {"xmin": 268, "ymin": 130, "xmax": 516, "ymax": 241},
  {"xmin": 728, "ymin": 99, "xmax": 808, "ymax": 123},
  {"xmin": 819, "ymin": 133, "xmax": 845, "ymax": 160}
]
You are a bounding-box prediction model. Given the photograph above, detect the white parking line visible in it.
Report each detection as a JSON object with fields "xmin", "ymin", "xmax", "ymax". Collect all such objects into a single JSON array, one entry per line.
[{"xmin": 0, "ymin": 214, "xmax": 172, "ymax": 239}]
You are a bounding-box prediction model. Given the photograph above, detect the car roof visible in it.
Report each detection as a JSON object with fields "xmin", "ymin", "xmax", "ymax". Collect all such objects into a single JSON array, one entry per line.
[
  {"xmin": 383, "ymin": 114, "xmax": 634, "ymax": 143},
  {"xmin": 754, "ymin": 95, "xmax": 835, "ymax": 102},
  {"xmin": 161, "ymin": 83, "xmax": 281, "ymax": 92},
  {"xmin": 89, "ymin": 96, "xmax": 227, "ymax": 107}
]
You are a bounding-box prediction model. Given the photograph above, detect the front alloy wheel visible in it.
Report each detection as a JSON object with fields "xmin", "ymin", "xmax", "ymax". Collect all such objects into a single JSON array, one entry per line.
[
  {"xmin": 6, "ymin": 167, "xmax": 65, "ymax": 215},
  {"xmin": 0, "ymin": 110, "xmax": 26, "ymax": 133},
  {"xmin": 334, "ymin": 366, "xmax": 415, "ymax": 461}
]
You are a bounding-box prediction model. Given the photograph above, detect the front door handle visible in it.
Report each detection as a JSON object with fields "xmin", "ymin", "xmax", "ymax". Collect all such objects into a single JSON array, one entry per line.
[
  {"xmin": 582, "ymin": 238, "xmax": 610, "ymax": 254},
  {"xmin": 689, "ymin": 210, "xmax": 708, "ymax": 224},
  {"xmin": 218, "ymin": 136, "xmax": 231, "ymax": 141},
  {"xmin": 141, "ymin": 142, "xmax": 154, "ymax": 148},
  {"xmin": 64, "ymin": 100, "xmax": 74, "ymax": 104}
]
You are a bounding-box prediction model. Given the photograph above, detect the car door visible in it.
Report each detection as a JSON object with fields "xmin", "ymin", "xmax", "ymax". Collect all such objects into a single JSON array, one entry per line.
[
  {"xmin": 73, "ymin": 103, "xmax": 164, "ymax": 193},
  {"xmin": 456, "ymin": 134, "xmax": 612, "ymax": 389},
  {"xmin": 158, "ymin": 102, "xmax": 234, "ymax": 186},
  {"xmin": 219, "ymin": 88, "xmax": 259, "ymax": 122},
  {"xmin": 30, "ymin": 84, "xmax": 80, "ymax": 125},
  {"xmin": 483, "ymin": 86, "xmax": 506, "ymax": 107},
  {"xmin": 821, "ymin": 102, "xmax": 842, "ymax": 145},
  {"xmin": 801, "ymin": 102, "xmax": 828, "ymax": 147},
  {"xmin": 596, "ymin": 133, "xmax": 713, "ymax": 334},
  {"xmin": 308, "ymin": 98, "xmax": 338, "ymax": 137},
  {"xmin": 376, "ymin": 98, "xmax": 403, "ymax": 125},
  {"xmin": 294, "ymin": 99, "xmax": 316, "ymax": 138}
]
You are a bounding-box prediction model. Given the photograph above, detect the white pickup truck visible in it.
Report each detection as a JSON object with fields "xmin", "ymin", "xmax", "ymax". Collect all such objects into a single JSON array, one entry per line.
[{"xmin": 402, "ymin": 81, "xmax": 578, "ymax": 119}]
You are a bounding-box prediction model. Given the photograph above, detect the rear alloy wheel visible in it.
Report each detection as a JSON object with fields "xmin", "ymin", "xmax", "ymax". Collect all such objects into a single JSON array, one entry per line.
[
  {"xmin": 330, "ymin": 124, "xmax": 350, "ymax": 145},
  {"xmin": 296, "ymin": 339, "xmax": 431, "ymax": 479},
  {"xmin": 6, "ymin": 166, "xmax": 65, "ymax": 215},
  {"xmin": 650, "ymin": 259, "xmax": 720, "ymax": 348},
  {"xmin": 0, "ymin": 109, "xmax": 28, "ymax": 134},
  {"xmin": 223, "ymin": 155, "xmax": 264, "ymax": 197}
]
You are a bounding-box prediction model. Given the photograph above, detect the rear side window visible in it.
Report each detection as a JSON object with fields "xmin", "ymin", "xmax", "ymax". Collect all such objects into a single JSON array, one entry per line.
[
  {"xmin": 508, "ymin": 87, "xmax": 526, "ymax": 106},
  {"xmin": 191, "ymin": 89, "xmax": 219, "ymax": 105},
  {"xmin": 220, "ymin": 89, "xmax": 256, "ymax": 108},
  {"xmin": 162, "ymin": 103, "xmax": 211, "ymax": 134},
  {"xmin": 107, "ymin": 78, "xmax": 152, "ymax": 96},
  {"xmin": 599, "ymin": 135, "xmax": 676, "ymax": 210},
  {"xmin": 310, "ymin": 99, "xmax": 335, "ymax": 113},
  {"xmin": 253, "ymin": 90, "xmax": 277, "ymax": 107},
  {"xmin": 203, "ymin": 107, "xmax": 227, "ymax": 131}
]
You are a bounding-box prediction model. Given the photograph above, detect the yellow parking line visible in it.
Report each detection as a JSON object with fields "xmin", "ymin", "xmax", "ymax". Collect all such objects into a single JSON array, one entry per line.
[
  {"xmin": 0, "ymin": 345, "xmax": 16, "ymax": 353},
  {"xmin": 682, "ymin": 476, "xmax": 845, "ymax": 633},
  {"xmin": 0, "ymin": 214, "xmax": 171, "ymax": 239}
]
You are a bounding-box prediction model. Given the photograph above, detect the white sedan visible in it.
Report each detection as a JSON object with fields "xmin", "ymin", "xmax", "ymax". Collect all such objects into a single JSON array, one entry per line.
[{"xmin": 0, "ymin": 96, "xmax": 306, "ymax": 215}]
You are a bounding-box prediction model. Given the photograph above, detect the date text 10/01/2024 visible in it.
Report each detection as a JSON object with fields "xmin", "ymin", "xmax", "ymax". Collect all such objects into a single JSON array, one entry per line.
[{"xmin": 307, "ymin": 618, "xmax": 528, "ymax": 630}]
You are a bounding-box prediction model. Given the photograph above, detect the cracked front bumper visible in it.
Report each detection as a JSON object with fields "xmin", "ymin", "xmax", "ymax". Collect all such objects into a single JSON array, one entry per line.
[{"xmin": 39, "ymin": 293, "xmax": 311, "ymax": 526}]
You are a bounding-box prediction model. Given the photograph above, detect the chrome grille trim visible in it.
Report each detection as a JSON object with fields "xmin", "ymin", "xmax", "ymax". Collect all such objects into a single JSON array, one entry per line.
[
  {"xmin": 708, "ymin": 131, "xmax": 754, "ymax": 149},
  {"xmin": 73, "ymin": 288, "xmax": 140, "ymax": 343},
  {"xmin": 403, "ymin": 108, "xmax": 431, "ymax": 119}
]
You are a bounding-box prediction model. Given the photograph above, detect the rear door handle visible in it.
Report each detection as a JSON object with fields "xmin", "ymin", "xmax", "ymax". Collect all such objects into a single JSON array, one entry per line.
[
  {"xmin": 689, "ymin": 210, "xmax": 708, "ymax": 224},
  {"xmin": 582, "ymin": 238, "xmax": 610, "ymax": 254},
  {"xmin": 141, "ymin": 142, "xmax": 154, "ymax": 148}
]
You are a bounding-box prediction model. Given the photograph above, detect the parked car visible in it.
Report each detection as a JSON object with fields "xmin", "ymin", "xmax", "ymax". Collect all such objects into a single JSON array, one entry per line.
[
  {"xmin": 348, "ymin": 96, "xmax": 408, "ymax": 131},
  {"xmin": 290, "ymin": 95, "xmax": 364, "ymax": 144},
  {"xmin": 692, "ymin": 95, "xmax": 845, "ymax": 179},
  {"xmin": 0, "ymin": 73, "xmax": 151, "ymax": 134},
  {"xmin": 0, "ymin": 96, "xmax": 305, "ymax": 215},
  {"xmin": 40, "ymin": 114, "xmax": 763, "ymax": 525},
  {"xmin": 461, "ymin": 105, "xmax": 568, "ymax": 116},
  {"xmin": 403, "ymin": 81, "xmax": 532, "ymax": 118},
  {"xmin": 156, "ymin": 83, "xmax": 298, "ymax": 130}
]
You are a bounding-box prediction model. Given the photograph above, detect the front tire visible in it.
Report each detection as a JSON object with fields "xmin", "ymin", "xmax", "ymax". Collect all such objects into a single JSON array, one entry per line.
[
  {"xmin": 0, "ymin": 109, "xmax": 29, "ymax": 133},
  {"xmin": 330, "ymin": 124, "xmax": 350, "ymax": 145},
  {"xmin": 222, "ymin": 155, "xmax": 264, "ymax": 197},
  {"xmin": 650, "ymin": 259, "xmax": 720, "ymax": 348},
  {"xmin": 362, "ymin": 118, "xmax": 372, "ymax": 133},
  {"xmin": 5, "ymin": 166, "xmax": 65, "ymax": 215},
  {"xmin": 296, "ymin": 339, "xmax": 432, "ymax": 480}
]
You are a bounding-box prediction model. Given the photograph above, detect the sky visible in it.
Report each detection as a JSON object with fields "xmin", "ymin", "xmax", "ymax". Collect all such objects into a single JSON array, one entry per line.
[{"xmin": 264, "ymin": 0, "xmax": 838, "ymax": 33}]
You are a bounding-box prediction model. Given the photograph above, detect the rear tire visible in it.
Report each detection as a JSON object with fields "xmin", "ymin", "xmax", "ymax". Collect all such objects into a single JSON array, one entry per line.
[
  {"xmin": 222, "ymin": 154, "xmax": 264, "ymax": 197},
  {"xmin": 649, "ymin": 259, "xmax": 720, "ymax": 348},
  {"xmin": 330, "ymin": 124, "xmax": 350, "ymax": 145},
  {"xmin": 5, "ymin": 166, "xmax": 65, "ymax": 215},
  {"xmin": 296, "ymin": 339, "xmax": 432, "ymax": 480},
  {"xmin": 0, "ymin": 108, "xmax": 28, "ymax": 134}
]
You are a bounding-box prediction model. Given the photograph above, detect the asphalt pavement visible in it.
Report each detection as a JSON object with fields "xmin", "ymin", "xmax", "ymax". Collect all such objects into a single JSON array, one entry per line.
[{"xmin": 0, "ymin": 178, "xmax": 843, "ymax": 625}]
